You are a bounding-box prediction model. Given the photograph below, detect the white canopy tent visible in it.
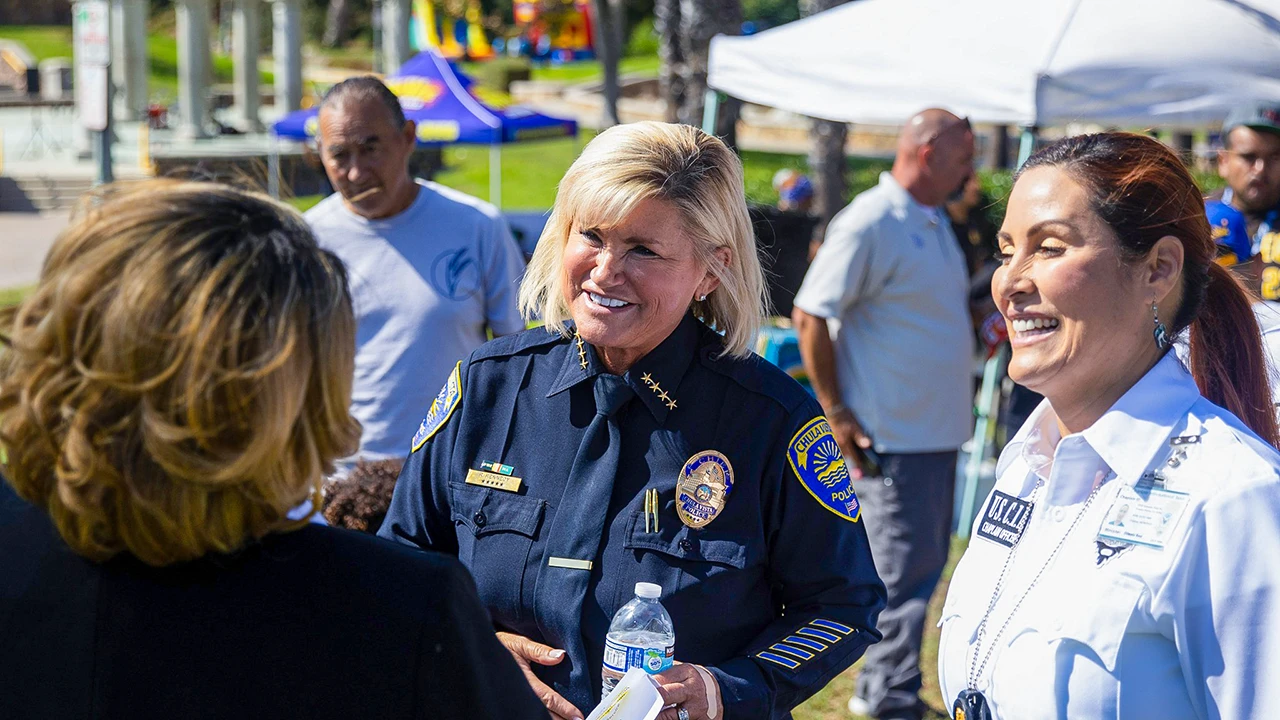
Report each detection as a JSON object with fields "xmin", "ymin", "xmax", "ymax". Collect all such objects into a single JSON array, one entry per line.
[{"xmin": 708, "ymin": 0, "xmax": 1280, "ymax": 128}]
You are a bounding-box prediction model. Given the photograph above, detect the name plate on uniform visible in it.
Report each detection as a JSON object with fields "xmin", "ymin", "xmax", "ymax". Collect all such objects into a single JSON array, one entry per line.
[
  {"xmin": 465, "ymin": 468, "xmax": 522, "ymax": 493},
  {"xmin": 976, "ymin": 490, "xmax": 1034, "ymax": 548},
  {"xmin": 1096, "ymin": 477, "xmax": 1189, "ymax": 550}
]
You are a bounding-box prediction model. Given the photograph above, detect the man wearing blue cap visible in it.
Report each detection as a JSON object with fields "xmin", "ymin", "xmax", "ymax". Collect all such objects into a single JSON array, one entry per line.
[{"xmin": 1206, "ymin": 103, "xmax": 1280, "ymax": 299}]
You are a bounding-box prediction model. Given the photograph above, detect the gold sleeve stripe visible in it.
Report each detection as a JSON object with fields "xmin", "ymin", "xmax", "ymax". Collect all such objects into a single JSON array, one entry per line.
[
  {"xmin": 796, "ymin": 627, "xmax": 841, "ymax": 644},
  {"xmin": 770, "ymin": 643, "xmax": 815, "ymax": 661},
  {"xmin": 811, "ymin": 619, "xmax": 855, "ymax": 635},
  {"xmin": 786, "ymin": 635, "xmax": 827, "ymax": 652},
  {"xmin": 756, "ymin": 618, "xmax": 855, "ymax": 673},
  {"xmin": 756, "ymin": 651, "xmax": 801, "ymax": 670}
]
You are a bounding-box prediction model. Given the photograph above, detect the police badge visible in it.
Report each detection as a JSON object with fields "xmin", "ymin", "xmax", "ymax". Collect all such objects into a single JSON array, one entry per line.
[{"xmin": 676, "ymin": 451, "xmax": 734, "ymax": 529}]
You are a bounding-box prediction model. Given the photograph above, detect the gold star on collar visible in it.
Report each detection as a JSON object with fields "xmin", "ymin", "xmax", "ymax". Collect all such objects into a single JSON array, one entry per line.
[
  {"xmin": 640, "ymin": 372, "xmax": 678, "ymax": 411},
  {"xmin": 575, "ymin": 332, "xmax": 588, "ymax": 370}
]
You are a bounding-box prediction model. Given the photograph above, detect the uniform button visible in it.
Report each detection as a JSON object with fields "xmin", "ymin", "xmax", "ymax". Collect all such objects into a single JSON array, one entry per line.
[
  {"xmin": 1052, "ymin": 507, "xmax": 1066, "ymax": 522},
  {"xmin": 678, "ymin": 538, "xmax": 693, "ymax": 553},
  {"xmin": 473, "ymin": 510, "xmax": 487, "ymax": 528},
  {"xmin": 883, "ymin": 477, "xmax": 894, "ymax": 487}
]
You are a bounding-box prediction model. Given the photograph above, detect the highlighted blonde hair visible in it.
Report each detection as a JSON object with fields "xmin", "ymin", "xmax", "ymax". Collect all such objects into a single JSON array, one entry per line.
[
  {"xmin": 518, "ymin": 122, "xmax": 766, "ymax": 357},
  {"xmin": 0, "ymin": 180, "xmax": 361, "ymax": 566}
]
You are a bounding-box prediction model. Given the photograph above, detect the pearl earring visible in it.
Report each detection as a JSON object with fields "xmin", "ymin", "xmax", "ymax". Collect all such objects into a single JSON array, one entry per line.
[{"xmin": 698, "ymin": 294, "xmax": 708, "ymax": 302}]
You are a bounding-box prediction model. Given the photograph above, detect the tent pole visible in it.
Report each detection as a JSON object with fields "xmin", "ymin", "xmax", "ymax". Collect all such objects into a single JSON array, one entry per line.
[
  {"xmin": 268, "ymin": 135, "xmax": 280, "ymax": 199},
  {"xmin": 489, "ymin": 143, "xmax": 502, "ymax": 210},
  {"xmin": 957, "ymin": 344, "xmax": 1008, "ymax": 539},
  {"xmin": 1017, "ymin": 126, "xmax": 1037, "ymax": 167},
  {"xmin": 701, "ymin": 90, "xmax": 723, "ymax": 134}
]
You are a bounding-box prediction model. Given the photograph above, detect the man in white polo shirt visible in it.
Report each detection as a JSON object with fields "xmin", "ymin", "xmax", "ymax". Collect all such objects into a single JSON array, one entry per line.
[{"xmin": 793, "ymin": 108, "xmax": 974, "ymax": 720}]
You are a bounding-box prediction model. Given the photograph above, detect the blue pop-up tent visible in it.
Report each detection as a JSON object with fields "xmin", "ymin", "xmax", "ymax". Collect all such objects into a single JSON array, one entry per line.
[{"xmin": 272, "ymin": 49, "xmax": 578, "ymax": 207}]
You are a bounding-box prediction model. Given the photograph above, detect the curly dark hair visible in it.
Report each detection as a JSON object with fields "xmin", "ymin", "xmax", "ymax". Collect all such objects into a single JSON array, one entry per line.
[{"xmin": 322, "ymin": 459, "xmax": 402, "ymax": 533}]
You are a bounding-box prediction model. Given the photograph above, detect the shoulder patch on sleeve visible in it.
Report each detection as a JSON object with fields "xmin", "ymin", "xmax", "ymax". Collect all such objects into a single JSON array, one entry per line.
[
  {"xmin": 411, "ymin": 362, "xmax": 463, "ymax": 452},
  {"xmin": 787, "ymin": 417, "xmax": 860, "ymax": 523}
]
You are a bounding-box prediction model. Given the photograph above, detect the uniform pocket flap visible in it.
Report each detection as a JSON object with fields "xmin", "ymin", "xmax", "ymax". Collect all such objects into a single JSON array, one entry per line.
[
  {"xmin": 623, "ymin": 511, "xmax": 748, "ymax": 569},
  {"xmin": 1030, "ymin": 572, "xmax": 1145, "ymax": 673},
  {"xmin": 448, "ymin": 482, "xmax": 545, "ymax": 539}
]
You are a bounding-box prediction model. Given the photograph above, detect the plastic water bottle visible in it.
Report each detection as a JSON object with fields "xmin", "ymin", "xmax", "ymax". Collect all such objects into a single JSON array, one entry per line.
[{"xmin": 601, "ymin": 582, "xmax": 676, "ymax": 696}]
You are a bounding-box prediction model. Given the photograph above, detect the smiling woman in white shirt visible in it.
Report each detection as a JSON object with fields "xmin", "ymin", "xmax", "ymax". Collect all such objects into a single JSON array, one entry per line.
[{"xmin": 938, "ymin": 132, "xmax": 1280, "ymax": 720}]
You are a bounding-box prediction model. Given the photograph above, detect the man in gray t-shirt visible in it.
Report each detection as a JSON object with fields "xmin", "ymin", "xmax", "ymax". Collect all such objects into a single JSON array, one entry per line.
[
  {"xmin": 793, "ymin": 108, "xmax": 974, "ymax": 720},
  {"xmin": 307, "ymin": 76, "xmax": 524, "ymax": 462}
]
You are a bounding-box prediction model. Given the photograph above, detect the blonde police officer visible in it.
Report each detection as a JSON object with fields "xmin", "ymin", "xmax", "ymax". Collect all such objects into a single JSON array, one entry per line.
[
  {"xmin": 939, "ymin": 133, "xmax": 1280, "ymax": 720},
  {"xmin": 380, "ymin": 123, "xmax": 886, "ymax": 720}
]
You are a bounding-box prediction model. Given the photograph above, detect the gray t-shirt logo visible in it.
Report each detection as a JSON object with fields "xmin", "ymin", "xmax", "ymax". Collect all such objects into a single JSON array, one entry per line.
[{"xmin": 431, "ymin": 247, "xmax": 481, "ymax": 301}]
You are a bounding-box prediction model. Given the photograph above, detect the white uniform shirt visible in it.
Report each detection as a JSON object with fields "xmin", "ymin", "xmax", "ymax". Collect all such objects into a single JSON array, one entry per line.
[
  {"xmin": 306, "ymin": 180, "xmax": 525, "ymax": 461},
  {"xmin": 793, "ymin": 172, "xmax": 972, "ymax": 453},
  {"xmin": 938, "ymin": 353, "xmax": 1280, "ymax": 719}
]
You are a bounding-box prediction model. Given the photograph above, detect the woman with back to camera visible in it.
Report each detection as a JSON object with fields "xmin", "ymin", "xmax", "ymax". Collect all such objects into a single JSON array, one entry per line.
[
  {"xmin": 0, "ymin": 179, "xmax": 544, "ymax": 719},
  {"xmin": 380, "ymin": 122, "xmax": 886, "ymax": 720},
  {"xmin": 938, "ymin": 133, "xmax": 1280, "ymax": 720}
]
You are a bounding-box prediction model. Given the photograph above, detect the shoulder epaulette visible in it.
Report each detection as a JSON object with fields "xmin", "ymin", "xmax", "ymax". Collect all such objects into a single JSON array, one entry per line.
[{"xmin": 470, "ymin": 326, "xmax": 567, "ymax": 363}]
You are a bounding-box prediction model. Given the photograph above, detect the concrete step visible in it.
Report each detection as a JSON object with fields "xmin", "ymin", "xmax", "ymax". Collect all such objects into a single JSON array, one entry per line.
[{"xmin": 1, "ymin": 175, "xmax": 96, "ymax": 211}]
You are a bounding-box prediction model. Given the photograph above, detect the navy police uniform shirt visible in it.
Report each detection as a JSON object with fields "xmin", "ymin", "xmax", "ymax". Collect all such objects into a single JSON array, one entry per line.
[{"xmin": 379, "ymin": 313, "xmax": 886, "ymax": 718}]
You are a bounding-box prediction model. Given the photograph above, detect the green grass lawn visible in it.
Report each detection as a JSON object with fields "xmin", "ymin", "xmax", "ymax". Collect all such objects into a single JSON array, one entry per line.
[
  {"xmin": 0, "ymin": 25, "xmax": 73, "ymax": 61},
  {"xmin": 524, "ymin": 54, "xmax": 662, "ymax": 83},
  {"xmin": 146, "ymin": 31, "xmax": 275, "ymax": 103},
  {"xmin": 0, "ymin": 23, "xmax": 273, "ymax": 104},
  {"xmin": 0, "ymin": 285, "xmax": 33, "ymax": 308},
  {"xmin": 291, "ymin": 133, "xmax": 894, "ymax": 213},
  {"xmin": 428, "ymin": 130, "xmax": 893, "ymax": 211}
]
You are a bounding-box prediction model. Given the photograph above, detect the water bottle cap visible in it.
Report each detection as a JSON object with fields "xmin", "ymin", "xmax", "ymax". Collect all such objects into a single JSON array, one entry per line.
[{"xmin": 635, "ymin": 582, "xmax": 662, "ymax": 599}]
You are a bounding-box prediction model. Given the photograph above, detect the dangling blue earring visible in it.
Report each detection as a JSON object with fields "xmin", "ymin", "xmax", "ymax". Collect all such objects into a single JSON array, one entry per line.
[{"xmin": 1152, "ymin": 301, "xmax": 1171, "ymax": 350}]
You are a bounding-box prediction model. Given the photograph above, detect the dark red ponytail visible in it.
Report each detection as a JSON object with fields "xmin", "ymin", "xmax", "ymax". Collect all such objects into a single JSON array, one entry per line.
[
  {"xmin": 1189, "ymin": 263, "xmax": 1278, "ymax": 444},
  {"xmin": 1020, "ymin": 133, "xmax": 1279, "ymax": 446}
]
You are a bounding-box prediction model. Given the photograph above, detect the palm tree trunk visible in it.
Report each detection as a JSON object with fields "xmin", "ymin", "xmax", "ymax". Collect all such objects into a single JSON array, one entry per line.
[
  {"xmin": 801, "ymin": 0, "xmax": 851, "ymax": 237},
  {"xmin": 591, "ymin": 0, "xmax": 622, "ymax": 126},
  {"xmin": 654, "ymin": 0, "xmax": 683, "ymax": 123},
  {"xmin": 676, "ymin": 0, "xmax": 742, "ymax": 136},
  {"xmin": 323, "ymin": 0, "xmax": 351, "ymax": 48}
]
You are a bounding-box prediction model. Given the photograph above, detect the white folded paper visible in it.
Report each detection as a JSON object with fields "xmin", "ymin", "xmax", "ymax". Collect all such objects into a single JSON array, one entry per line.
[{"xmin": 586, "ymin": 668, "xmax": 665, "ymax": 720}]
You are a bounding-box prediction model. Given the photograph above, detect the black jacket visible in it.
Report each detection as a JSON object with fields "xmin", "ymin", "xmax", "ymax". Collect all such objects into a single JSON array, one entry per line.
[{"xmin": 0, "ymin": 479, "xmax": 545, "ymax": 719}]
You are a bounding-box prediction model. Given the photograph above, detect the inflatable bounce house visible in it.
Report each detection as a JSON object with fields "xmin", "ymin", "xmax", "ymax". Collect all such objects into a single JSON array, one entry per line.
[
  {"xmin": 512, "ymin": 0, "xmax": 594, "ymax": 62},
  {"xmin": 411, "ymin": 0, "xmax": 495, "ymax": 60}
]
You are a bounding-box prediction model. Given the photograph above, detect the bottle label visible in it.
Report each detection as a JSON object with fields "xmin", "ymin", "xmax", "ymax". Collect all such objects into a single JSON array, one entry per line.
[{"xmin": 603, "ymin": 638, "xmax": 674, "ymax": 675}]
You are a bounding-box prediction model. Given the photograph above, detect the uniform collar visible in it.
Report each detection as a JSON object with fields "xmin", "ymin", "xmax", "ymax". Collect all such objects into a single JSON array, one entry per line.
[
  {"xmin": 545, "ymin": 313, "xmax": 701, "ymax": 423},
  {"xmin": 547, "ymin": 326, "xmax": 608, "ymax": 398},
  {"xmin": 1081, "ymin": 352, "xmax": 1201, "ymax": 484},
  {"xmin": 999, "ymin": 353, "xmax": 1201, "ymax": 498}
]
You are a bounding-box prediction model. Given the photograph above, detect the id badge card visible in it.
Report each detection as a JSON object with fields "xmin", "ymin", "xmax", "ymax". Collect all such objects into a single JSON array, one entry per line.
[{"xmin": 1097, "ymin": 476, "xmax": 1190, "ymax": 550}]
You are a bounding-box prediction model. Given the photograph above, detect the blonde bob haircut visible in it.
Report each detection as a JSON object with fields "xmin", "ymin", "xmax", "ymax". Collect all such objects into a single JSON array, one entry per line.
[
  {"xmin": 519, "ymin": 121, "xmax": 766, "ymax": 357},
  {"xmin": 0, "ymin": 179, "xmax": 361, "ymax": 567}
]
